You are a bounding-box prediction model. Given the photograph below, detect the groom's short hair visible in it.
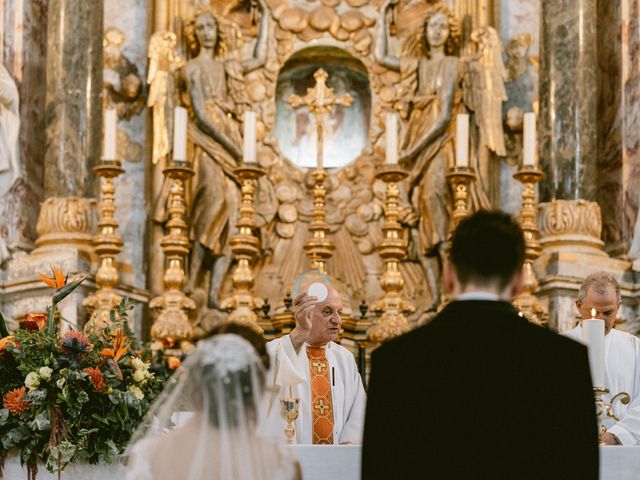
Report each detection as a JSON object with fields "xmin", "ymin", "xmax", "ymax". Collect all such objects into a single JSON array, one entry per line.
[{"xmin": 449, "ymin": 210, "xmax": 525, "ymax": 289}]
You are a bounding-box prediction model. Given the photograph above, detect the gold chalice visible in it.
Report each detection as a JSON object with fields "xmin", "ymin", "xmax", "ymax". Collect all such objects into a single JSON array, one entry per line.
[{"xmin": 280, "ymin": 397, "xmax": 300, "ymax": 445}]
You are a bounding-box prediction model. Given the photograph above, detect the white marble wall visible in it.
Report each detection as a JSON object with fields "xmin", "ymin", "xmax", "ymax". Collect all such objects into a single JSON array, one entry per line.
[
  {"xmin": 500, "ymin": 0, "xmax": 540, "ymax": 55},
  {"xmin": 104, "ymin": 0, "xmax": 148, "ymax": 290}
]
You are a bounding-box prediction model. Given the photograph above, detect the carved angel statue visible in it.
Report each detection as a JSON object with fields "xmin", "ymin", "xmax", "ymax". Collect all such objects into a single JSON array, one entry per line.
[
  {"xmin": 463, "ymin": 27, "xmax": 508, "ymax": 156},
  {"xmin": 147, "ymin": 31, "xmax": 183, "ymax": 165},
  {"xmin": 179, "ymin": 2, "xmax": 269, "ymax": 306},
  {"xmin": 0, "ymin": 64, "xmax": 20, "ymax": 183},
  {"xmin": 375, "ymin": 1, "xmax": 496, "ymax": 310}
]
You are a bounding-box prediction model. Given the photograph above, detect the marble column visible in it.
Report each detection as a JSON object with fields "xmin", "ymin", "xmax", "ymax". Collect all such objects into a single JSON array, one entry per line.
[
  {"xmin": 44, "ymin": 0, "xmax": 103, "ymax": 199},
  {"xmin": 34, "ymin": 0, "xmax": 103, "ymax": 253},
  {"xmin": 0, "ymin": 0, "xmax": 48, "ymax": 253},
  {"xmin": 539, "ymin": 0, "xmax": 598, "ymax": 202}
]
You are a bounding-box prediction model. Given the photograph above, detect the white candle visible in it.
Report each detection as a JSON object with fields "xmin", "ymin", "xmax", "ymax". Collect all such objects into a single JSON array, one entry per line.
[
  {"xmin": 173, "ymin": 107, "xmax": 188, "ymax": 161},
  {"xmin": 582, "ymin": 309, "xmax": 605, "ymax": 387},
  {"xmin": 455, "ymin": 113, "xmax": 469, "ymax": 168},
  {"xmin": 243, "ymin": 111, "xmax": 257, "ymax": 163},
  {"xmin": 523, "ymin": 112, "xmax": 537, "ymax": 167},
  {"xmin": 103, "ymin": 108, "xmax": 117, "ymax": 160},
  {"xmin": 385, "ymin": 112, "xmax": 398, "ymax": 164}
]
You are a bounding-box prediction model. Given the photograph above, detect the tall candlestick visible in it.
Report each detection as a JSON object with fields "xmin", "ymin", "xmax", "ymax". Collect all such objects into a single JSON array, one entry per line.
[
  {"xmin": 173, "ymin": 107, "xmax": 188, "ymax": 161},
  {"xmin": 385, "ymin": 112, "xmax": 398, "ymax": 165},
  {"xmin": 103, "ymin": 108, "xmax": 117, "ymax": 160},
  {"xmin": 523, "ymin": 112, "xmax": 537, "ymax": 167},
  {"xmin": 455, "ymin": 114, "xmax": 469, "ymax": 168},
  {"xmin": 582, "ymin": 309, "xmax": 605, "ymax": 387},
  {"xmin": 243, "ymin": 111, "xmax": 257, "ymax": 163}
]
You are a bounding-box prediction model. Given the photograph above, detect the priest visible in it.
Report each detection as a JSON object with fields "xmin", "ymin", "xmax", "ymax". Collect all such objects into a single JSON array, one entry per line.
[
  {"xmin": 565, "ymin": 272, "xmax": 640, "ymax": 445},
  {"xmin": 259, "ymin": 272, "xmax": 366, "ymax": 445}
]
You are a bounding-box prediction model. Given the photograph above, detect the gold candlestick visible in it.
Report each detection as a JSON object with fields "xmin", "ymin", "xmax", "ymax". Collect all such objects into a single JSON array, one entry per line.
[
  {"xmin": 220, "ymin": 163, "xmax": 265, "ymax": 330},
  {"xmin": 149, "ymin": 161, "xmax": 196, "ymax": 345},
  {"xmin": 369, "ymin": 165, "xmax": 414, "ymax": 344},
  {"xmin": 512, "ymin": 165, "xmax": 548, "ymax": 325},
  {"xmin": 83, "ymin": 160, "xmax": 125, "ymax": 334},
  {"xmin": 594, "ymin": 386, "xmax": 631, "ymax": 444},
  {"xmin": 304, "ymin": 168, "xmax": 334, "ymax": 274},
  {"xmin": 446, "ymin": 165, "xmax": 477, "ymax": 232}
]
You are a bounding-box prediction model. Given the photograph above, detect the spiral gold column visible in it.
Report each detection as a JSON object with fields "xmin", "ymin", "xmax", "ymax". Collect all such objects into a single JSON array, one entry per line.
[
  {"xmin": 149, "ymin": 161, "xmax": 196, "ymax": 344},
  {"xmin": 368, "ymin": 165, "xmax": 414, "ymax": 343},
  {"xmin": 513, "ymin": 166, "xmax": 548, "ymax": 325},
  {"xmin": 83, "ymin": 160, "xmax": 124, "ymax": 334},
  {"xmin": 221, "ymin": 163, "xmax": 266, "ymax": 330}
]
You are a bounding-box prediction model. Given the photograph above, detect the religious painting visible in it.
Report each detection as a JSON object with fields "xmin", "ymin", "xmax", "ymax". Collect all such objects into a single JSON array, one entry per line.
[{"xmin": 274, "ymin": 47, "xmax": 371, "ymax": 169}]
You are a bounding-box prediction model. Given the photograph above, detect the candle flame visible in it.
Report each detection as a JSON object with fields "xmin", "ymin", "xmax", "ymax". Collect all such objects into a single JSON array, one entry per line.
[
  {"xmin": 591, "ymin": 308, "xmax": 596, "ymax": 318},
  {"xmin": 518, "ymin": 311, "xmax": 524, "ymax": 318}
]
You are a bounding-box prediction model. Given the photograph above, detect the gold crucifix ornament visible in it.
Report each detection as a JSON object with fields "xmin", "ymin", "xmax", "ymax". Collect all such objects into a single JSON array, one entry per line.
[
  {"xmin": 287, "ymin": 69, "xmax": 354, "ymax": 273},
  {"xmin": 288, "ymin": 68, "xmax": 354, "ymax": 170}
]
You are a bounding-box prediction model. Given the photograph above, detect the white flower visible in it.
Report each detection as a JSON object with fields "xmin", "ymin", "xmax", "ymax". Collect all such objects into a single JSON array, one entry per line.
[
  {"xmin": 129, "ymin": 385, "xmax": 144, "ymax": 400},
  {"xmin": 133, "ymin": 369, "xmax": 146, "ymax": 383},
  {"xmin": 56, "ymin": 378, "xmax": 66, "ymax": 389},
  {"xmin": 131, "ymin": 357, "xmax": 146, "ymax": 371},
  {"xmin": 38, "ymin": 366, "xmax": 53, "ymax": 380},
  {"xmin": 25, "ymin": 372, "xmax": 40, "ymax": 390}
]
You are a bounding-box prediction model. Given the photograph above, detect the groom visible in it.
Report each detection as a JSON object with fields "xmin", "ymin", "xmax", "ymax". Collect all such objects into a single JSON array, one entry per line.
[{"xmin": 362, "ymin": 210, "xmax": 598, "ymax": 479}]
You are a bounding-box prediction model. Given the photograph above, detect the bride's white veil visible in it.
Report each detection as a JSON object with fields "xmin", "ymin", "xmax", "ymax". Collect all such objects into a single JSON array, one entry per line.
[{"xmin": 125, "ymin": 333, "xmax": 295, "ymax": 480}]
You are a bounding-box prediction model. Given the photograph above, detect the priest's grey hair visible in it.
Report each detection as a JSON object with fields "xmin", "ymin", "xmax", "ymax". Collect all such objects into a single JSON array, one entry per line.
[{"xmin": 577, "ymin": 272, "xmax": 621, "ymax": 304}]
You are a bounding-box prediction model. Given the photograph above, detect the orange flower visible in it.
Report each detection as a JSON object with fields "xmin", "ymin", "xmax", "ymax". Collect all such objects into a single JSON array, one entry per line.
[
  {"xmin": 0, "ymin": 336, "xmax": 16, "ymax": 357},
  {"xmin": 167, "ymin": 356, "xmax": 181, "ymax": 370},
  {"xmin": 39, "ymin": 265, "xmax": 66, "ymax": 289},
  {"xmin": 162, "ymin": 337, "xmax": 176, "ymax": 349},
  {"xmin": 23, "ymin": 313, "xmax": 47, "ymax": 331},
  {"xmin": 3, "ymin": 387, "xmax": 31, "ymax": 415},
  {"xmin": 84, "ymin": 366, "xmax": 106, "ymax": 392},
  {"xmin": 99, "ymin": 329, "xmax": 130, "ymax": 363}
]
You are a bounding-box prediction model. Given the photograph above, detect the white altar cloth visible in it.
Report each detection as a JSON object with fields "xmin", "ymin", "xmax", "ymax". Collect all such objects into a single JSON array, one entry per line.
[{"xmin": 2, "ymin": 446, "xmax": 639, "ymax": 479}]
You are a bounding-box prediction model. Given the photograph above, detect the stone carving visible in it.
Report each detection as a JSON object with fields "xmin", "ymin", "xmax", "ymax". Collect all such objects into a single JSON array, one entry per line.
[
  {"xmin": 34, "ymin": 197, "xmax": 98, "ymax": 254},
  {"xmin": 103, "ymin": 28, "xmax": 145, "ymax": 120},
  {"xmin": 538, "ymin": 199, "xmax": 606, "ymax": 255},
  {"xmin": 0, "ymin": 65, "xmax": 21, "ymax": 184}
]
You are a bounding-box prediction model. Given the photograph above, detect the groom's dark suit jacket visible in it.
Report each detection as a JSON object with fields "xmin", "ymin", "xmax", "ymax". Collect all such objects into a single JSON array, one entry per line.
[{"xmin": 361, "ymin": 300, "xmax": 598, "ymax": 479}]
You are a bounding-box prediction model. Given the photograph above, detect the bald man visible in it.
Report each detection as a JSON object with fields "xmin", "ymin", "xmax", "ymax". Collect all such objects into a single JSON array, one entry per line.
[{"xmin": 259, "ymin": 272, "xmax": 366, "ymax": 445}]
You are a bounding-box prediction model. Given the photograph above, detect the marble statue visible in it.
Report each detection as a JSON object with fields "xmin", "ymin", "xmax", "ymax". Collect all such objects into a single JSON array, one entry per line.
[
  {"xmin": 180, "ymin": 3, "xmax": 269, "ymax": 307},
  {"xmin": 0, "ymin": 64, "xmax": 20, "ymax": 184},
  {"xmin": 104, "ymin": 28, "xmax": 145, "ymax": 120},
  {"xmin": 502, "ymin": 34, "xmax": 538, "ymax": 164}
]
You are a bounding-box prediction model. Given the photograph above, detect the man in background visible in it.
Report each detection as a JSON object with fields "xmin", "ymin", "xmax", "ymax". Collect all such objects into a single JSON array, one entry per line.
[
  {"xmin": 362, "ymin": 210, "xmax": 598, "ymax": 479},
  {"xmin": 566, "ymin": 272, "xmax": 640, "ymax": 445}
]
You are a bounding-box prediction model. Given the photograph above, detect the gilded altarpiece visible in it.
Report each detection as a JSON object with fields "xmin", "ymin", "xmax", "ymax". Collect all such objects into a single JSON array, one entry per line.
[{"xmin": 148, "ymin": 0, "xmax": 502, "ymax": 336}]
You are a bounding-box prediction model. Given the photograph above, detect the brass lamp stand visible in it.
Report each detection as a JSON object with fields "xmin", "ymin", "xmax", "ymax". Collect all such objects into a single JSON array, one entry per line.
[
  {"xmin": 149, "ymin": 161, "xmax": 196, "ymax": 345},
  {"xmin": 83, "ymin": 159, "xmax": 125, "ymax": 334},
  {"xmin": 304, "ymin": 167, "xmax": 334, "ymax": 274},
  {"xmin": 512, "ymin": 165, "xmax": 548, "ymax": 325},
  {"xmin": 368, "ymin": 165, "xmax": 414, "ymax": 343},
  {"xmin": 445, "ymin": 165, "xmax": 476, "ymax": 232},
  {"xmin": 221, "ymin": 163, "xmax": 266, "ymax": 330}
]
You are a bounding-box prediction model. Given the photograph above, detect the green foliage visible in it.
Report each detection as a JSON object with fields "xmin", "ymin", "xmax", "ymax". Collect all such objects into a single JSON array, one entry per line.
[{"xmin": 0, "ymin": 298, "xmax": 167, "ymax": 473}]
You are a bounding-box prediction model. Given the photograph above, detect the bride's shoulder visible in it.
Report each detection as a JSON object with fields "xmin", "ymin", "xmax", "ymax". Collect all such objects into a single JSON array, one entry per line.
[
  {"xmin": 125, "ymin": 437, "xmax": 159, "ymax": 480},
  {"xmin": 275, "ymin": 449, "xmax": 302, "ymax": 480}
]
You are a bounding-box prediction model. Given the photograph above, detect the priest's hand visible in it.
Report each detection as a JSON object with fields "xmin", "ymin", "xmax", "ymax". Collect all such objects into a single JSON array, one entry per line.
[
  {"xmin": 290, "ymin": 292, "xmax": 317, "ymax": 353},
  {"xmin": 601, "ymin": 432, "xmax": 621, "ymax": 446}
]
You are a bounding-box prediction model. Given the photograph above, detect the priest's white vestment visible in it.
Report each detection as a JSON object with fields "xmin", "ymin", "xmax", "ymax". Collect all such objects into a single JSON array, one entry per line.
[
  {"xmin": 565, "ymin": 325, "xmax": 640, "ymax": 445},
  {"xmin": 259, "ymin": 335, "xmax": 366, "ymax": 445}
]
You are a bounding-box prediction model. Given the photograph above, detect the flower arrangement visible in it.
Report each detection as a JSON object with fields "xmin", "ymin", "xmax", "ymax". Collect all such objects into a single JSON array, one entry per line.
[{"xmin": 0, "ymin": 267, "xmax": 165, "ymax": 478}]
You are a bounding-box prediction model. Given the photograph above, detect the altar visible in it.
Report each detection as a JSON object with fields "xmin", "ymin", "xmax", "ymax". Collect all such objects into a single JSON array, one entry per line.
[{"xmin": 2, "ymin": 446, "xmax": 640, "ymax": 479}]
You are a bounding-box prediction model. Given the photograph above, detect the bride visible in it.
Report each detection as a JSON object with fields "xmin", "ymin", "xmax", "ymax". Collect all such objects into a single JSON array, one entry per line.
[{"xmin": 126, "ymin": 330, "xmax": 300, "ymax": 480}]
